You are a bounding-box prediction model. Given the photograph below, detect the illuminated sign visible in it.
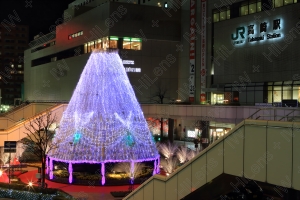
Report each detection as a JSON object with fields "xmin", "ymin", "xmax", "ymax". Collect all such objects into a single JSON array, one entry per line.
[
  {"xmin": 187, "ymin": 130, "xmax": 196, "ymax": 138},
  {"xmin": 122, "ymin": 60, "xmax": 134, "ymax": 65},
  {"xmin": 232, "ymin": 18, "xmax": 283, "ymax": 45},
  {"xmin": 125, "ymin": 67, "xmax": 141, "ymax": 73}
]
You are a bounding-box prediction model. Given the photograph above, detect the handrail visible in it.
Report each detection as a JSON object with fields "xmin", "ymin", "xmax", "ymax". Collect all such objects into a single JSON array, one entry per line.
[
  {"xmin": 123, "ymin": 121, "xmax": 246, "ymax": 200},
  {"xmin": 0, "ymin": 104, "xmax": 64, "ymax": 132},
  {"xmin": 247, "ymin": 108, "xmax": 261, "ymax": 119},
  {"xmin": 248, "ymin": 107, "xmax": 300, "ymax": 121},
  {"xmin": 279, "ymin": 109, "xmax": 296, "ymax": 121},
  {"xmin": 0, "ymin": 103, "xmax": 30, "ymax": 117}
]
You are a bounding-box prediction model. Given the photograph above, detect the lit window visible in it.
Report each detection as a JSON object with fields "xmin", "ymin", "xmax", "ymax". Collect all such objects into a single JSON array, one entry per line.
[
  {"xmin": 84, "ymin": 44, "xmax": 88, "ymax": 53},
  {"xmin": 18, "ymin": 65, "xmax": 22, "ymax": 68},
  {"xmin": 227, "ymin": 10, "xmax": 230, "ymax": 19},
  {"xmin": 257, "ymin": 1, "xmax": 261, "ymax": 12},
  {"xmin": 96, "ymin": 39, "xmax": 102, "ymax": 49},
  {"xmin": 131, "ymin": 38, "xmax": 141, "ymax": 50},
  {"xmin": 220, "ymin": 11, "xmax": 226, "ymax": 21},
  {"xmin": 249, "ymin": 3, "xmax": 256, "ymax": 14},
  {"xmin": 109, "ymin": 40, "xmax": 118, "ymax": 48},
  {"xmin": 213, "ymin": 12, "xmax": 219, "ymax": 23},
  {"xmin": 284, "ymin": 0, "xmax": 294, "ymax": 5},
  {"xmin": 240, "ymin": 4, "xmax": 249, "ymax": 15},
  {"xmin": 274, "ymin": 0, "xmax": 283, "ymax": 7},
  {"xmin": 123, "ymin": 37, "xmax": 131, "ymax": 49}
]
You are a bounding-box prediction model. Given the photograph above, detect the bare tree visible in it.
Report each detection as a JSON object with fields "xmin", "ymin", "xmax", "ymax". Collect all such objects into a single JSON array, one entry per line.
[
  {"xmin": 19, "ymin": 110, "xmax": 59, "ymax": 188},
  {"xmin": 150, "ymin": 82, "xmax": 169, "ymax": 104},
  {"xmin": 148, "ymin": 82, "xmax": 169, "ymax": 139}
]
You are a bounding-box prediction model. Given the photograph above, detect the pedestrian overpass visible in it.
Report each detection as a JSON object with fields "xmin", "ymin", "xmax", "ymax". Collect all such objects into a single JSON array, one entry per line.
[{"xmin": 123, "ymin": 119, "xmax": 300, "ymax": 200}]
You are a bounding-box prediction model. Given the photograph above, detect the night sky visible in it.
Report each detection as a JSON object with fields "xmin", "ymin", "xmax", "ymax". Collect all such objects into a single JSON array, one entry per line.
[{"xmin": 0, "ymin": 0, "xmax": 74, "ymax": 41}]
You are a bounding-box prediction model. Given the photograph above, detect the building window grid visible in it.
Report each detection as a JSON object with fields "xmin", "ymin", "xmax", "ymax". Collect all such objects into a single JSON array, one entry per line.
[
  {"xmin": 226, "ymin": 81, "xmax": 300, "ymax": 105},
  {"xmin": 213, "ymin": 0, "xmax": 298, "ymax": 23}
]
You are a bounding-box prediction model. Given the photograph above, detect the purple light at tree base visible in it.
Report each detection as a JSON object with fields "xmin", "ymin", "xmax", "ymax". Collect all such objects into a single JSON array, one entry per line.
[
  {"xmin": 101, "ymin": 162, "xmax": 105, "ymax": 185},
  {"xmin": 47, "ymin": 50, "xmax": 159, "ymax": 184}
]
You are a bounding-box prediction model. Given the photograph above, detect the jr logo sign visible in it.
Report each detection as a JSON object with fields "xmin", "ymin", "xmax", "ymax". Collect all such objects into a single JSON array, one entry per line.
[
  {"xmin": 231, "ymin": 18, "xmax": 283, "ymax": 46},
  {"xmin": 231, "ymin": 27, "xmax": 245, "ymax": 40}
]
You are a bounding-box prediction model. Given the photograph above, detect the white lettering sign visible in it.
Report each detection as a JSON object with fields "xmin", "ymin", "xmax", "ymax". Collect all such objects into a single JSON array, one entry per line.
[
  {"xmin": 123, "ymin": 60, "xmax": 134, "ymax": 65},
  {"xmin": 125, "ymin": 67, "xmax": 141, "ymax": 73}
]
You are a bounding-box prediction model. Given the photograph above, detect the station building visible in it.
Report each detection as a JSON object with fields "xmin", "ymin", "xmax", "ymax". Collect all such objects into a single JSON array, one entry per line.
[{"xmin": 23, "ymin": 0, "xmax": 300, "ymax": 146}]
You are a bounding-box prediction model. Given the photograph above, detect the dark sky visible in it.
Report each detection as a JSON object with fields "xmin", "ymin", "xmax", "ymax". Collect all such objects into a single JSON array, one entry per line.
[{"xmin": 0, "ymin": 0, "xmax": 74, "ymax": 41}]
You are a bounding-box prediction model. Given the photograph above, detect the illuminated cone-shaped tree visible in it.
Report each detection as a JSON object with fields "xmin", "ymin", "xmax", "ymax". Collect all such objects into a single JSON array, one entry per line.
[{"xmin": 47, "ymin": 50, "xmax": 160, "ymax": 185}]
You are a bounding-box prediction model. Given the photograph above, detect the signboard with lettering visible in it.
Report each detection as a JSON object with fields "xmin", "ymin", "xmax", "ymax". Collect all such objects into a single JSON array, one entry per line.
[
  {"xmin": 189, "ymin": 75, "xmax": 195, "ymax": 98},
  {"xmin": 231, "ymin": 18, "xmax": 283, "ymax": 46},
  {"xmin": 189, "ymin": 0, "xmax": 196, "ymax": 102},
  {"xmin": 4, "ymin": 141, "xmax": 16, "ymax": 153},
  {"xmin": 200, "ymin": 0, "xmax": 207, "ymax": 103}
]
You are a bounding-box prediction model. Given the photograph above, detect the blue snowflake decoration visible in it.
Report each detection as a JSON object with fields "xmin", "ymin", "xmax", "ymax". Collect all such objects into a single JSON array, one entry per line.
[
  {"xmin": 73, "ymin": 131, "xmax": 81, "ymax": 144},
  {"xmin": 124, "ymin": 131, "xmax": 135, "ymax": 147}
]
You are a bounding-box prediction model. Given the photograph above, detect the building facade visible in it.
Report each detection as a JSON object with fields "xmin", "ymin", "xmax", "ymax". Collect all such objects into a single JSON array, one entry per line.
[
  {"xmin": 24, "ymin": 0, "xmax": 181, "ymax": 103},
  {"xmin": 211, "ymin": 0, "xmax": 300, "ymax": 106},
  {"xmin": 0, "ymin": 25, "xmax": 28, "ymax": 105}
]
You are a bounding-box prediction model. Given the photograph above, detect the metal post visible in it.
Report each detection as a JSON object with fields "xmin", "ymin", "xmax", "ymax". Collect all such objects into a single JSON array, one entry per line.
[{"xmin": 9, "ymin": 152, "xmax": 11, "ymax": 184}]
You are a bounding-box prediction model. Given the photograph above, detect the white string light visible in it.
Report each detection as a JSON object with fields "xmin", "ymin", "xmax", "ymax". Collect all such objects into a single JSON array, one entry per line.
[{"xmin": 48, "ymin": 50, "xmax": 159, "ymax": 184}]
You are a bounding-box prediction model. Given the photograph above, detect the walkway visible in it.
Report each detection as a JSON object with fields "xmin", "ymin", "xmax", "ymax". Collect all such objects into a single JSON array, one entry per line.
[{"xmin": 18, "ymin": 169, "xmax": 139, "ymax": 200}]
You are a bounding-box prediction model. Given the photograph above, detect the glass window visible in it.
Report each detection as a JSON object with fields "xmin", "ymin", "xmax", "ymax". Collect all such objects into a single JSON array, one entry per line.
[
  {"xmin": 109, "ymin": 40, "xmax": 117, "ymax": 48},
  {"xmin": 293, "ymin": 81, "xmax": 300, "ymax": 85},
  {"xmin": 95, "ymin": 39, "xmax": 101, "ymax": 49},
  {"xmin": 220, "ymin": 11, "xmax": 226, "ymax": 21},
  {"xmin": 274, "ymin": 81, "xmax": 283, "ymax": 85},
  {"xmin": 131, "ymin": 38, "xmax": 141, "ymax": 50},
  {"xmin": 227, "ymin": 10, "xmax": 230, "ymax": 19},
  {"xmin": 84, "ymin": 44, "xmax": 87, "ymax": 53},
  {"xmin": 249, "ymin": 3, "xmax": 256, "ymax": 14},
  {"xmin": 240, "ymin": 5, "xmax": 249, "ymax": 15},
  {"xmin": 273, "ymin": 86, "xmax": 282, "ymax": 102},
  {"xmin": 88, "ymin": 41, "xmax": 94, "ymax": 52},
  {"xmin": 213, "ymin": 13, "xmax": 219, "ymax": 23},
  {"xmin": 283, "ymin": 85, "xmax": 292, "ymax": 99},
  {"xmin": 274, "ymin": 0, "xmax": 283, "ymax": 7},
  {"xmin": 292, "ymin": 87, "xmax": 300, "ymax": 101},
  {"xmin": 294, "ymin": 0, "xmax": 298, "ymax": 3},
  {"xmin": 255, "ymin": 86, "xmax": 263, "ymax": 90},
  {"xmin": 123, "ymin": 37, "xmax": 131, "ymax": 49},
  {"xmin": 255, "ymin": 90, "xmax": 263, "ymax": 102},
  {"xmin": 240, "ymin": 1, "xmax": 249, "ymax": 16},
  {"xmin": 284, "ymin": 0, "xmax": 294, "ymax": 5},
  {"xmin": 284, "ymin": 81, "xmax": 293, "ymax": 86}
]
